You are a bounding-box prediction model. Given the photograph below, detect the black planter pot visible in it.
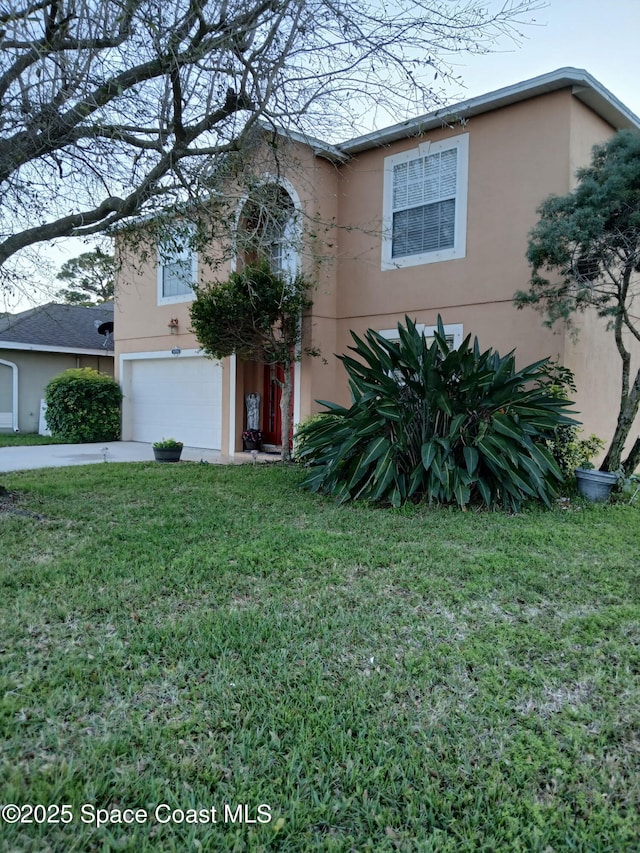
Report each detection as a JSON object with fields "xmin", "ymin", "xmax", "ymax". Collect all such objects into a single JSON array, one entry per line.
[
  {"xmin": 243, "ymin": 440, "xmax": 259, "ymax": 451},
  {"xmin": 153, "ymin": 447, "xmax": 183, "ymax": 463}
]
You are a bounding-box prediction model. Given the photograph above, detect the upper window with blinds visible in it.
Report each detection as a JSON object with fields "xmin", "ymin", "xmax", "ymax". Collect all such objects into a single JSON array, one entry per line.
[
  {"xmin": 157, "ymin": 225, "xmax": 198, "ymax": 305},
  {"xmin": 381, "ymin": 134, "xmax": 469, "ymax": 270}
]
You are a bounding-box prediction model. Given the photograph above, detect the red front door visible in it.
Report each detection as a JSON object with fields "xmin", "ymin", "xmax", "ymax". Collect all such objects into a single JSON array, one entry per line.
[{"xmin": 262, "ymin": 363, "xmax": 294, "ymax": 447}]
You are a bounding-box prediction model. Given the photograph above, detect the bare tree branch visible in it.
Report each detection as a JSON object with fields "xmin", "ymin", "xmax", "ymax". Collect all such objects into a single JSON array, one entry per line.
[{"xmin": 1, "ymin": 0, "xmax": 543, "ymax": 278}]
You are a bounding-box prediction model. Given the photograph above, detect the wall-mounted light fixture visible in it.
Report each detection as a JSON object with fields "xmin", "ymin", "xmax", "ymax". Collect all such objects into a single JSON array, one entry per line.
[{"xmin": 168, "ymin": 318, "xmax": 179, "ymax": 334}]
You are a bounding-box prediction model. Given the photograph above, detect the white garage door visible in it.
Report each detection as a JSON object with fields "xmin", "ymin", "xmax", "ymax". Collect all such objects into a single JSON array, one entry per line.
[{"xmin": 128, "ymin": 356, "xmax": 222, "ymax": 448}]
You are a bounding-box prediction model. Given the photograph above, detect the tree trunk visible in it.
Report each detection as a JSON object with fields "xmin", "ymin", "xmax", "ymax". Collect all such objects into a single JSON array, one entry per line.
[
  {"xmin": 280, "ymin": 363, "xmax": 293, "ymax": 463},
  {"xmin": 600, "ymin": 365, "xmax": 640, "ymax": 472},
  {"xmin": 602, "ymin": 427, "xmax": 625, "ymax": 473},
  {"xmin": 623, "ymin": 435, "xmax": 640, "ymax": 476}
]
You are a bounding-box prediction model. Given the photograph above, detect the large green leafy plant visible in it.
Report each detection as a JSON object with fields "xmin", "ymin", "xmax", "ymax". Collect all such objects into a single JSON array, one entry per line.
[{"xmin": 297, "ymin": 318, "xmax": 575, "ymax": 510}]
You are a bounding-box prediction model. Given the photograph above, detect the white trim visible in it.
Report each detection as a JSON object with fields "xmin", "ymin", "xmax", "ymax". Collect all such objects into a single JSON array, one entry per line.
[
  {"xmin": 156, "ymin": 226, "xmax": 198, "ymax": 306},
  {"xmin": 266, "ymin": 174, "xmax": 303, "ymax": 218},
  {"xmin": 381, "ymin": 133, "xmax": 469, "ymax": 270},
  {"xmin": 232, "ymin": 174, "xmax": 303, "ymax": 274},
  {"xmin": 293, "ymin": 361, "xmax": 301, "ymax": 430},
  {"xmin": 228, "ymin": 353, "xmax": 236, "ymax": 456},
  {"xmin": 263, "ymin": 123, "xmax": 348, "ymax": 163},
  {"xmin": 378, "ymin": 322, "xmax": 464, "ymax": 348},
  {"xmin": 0, "ymin": 357, "xmax": 19, "ymax": 431},
  {"xmin": 341, "ymin": 68, "xmax": 640, "ymax": 154},
  {"xmin": 0, "ymin": 341, "xmax": 111, "ymax": 356}
]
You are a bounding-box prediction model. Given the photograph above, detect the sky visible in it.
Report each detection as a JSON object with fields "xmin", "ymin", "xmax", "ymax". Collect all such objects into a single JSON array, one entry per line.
[
  {"xmin": 439, "ymin": 0, "xmax": 640, "ymax": 119},
  {"xmin": 4, "ymin": 0, "xmax": 640, "ymax": 313}
]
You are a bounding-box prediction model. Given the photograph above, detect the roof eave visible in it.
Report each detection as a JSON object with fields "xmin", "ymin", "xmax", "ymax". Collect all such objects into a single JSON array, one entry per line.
[
  {"xmin": 251, "ymin": 120, "xmax": 348, "ymax": 163},
  {"xmin": 338, "ymin": 67, "xmax": 640, "ymax": 155},
  {"xmin": 0, "ymin": 341, "xmax": 113, "ymax": 356}
]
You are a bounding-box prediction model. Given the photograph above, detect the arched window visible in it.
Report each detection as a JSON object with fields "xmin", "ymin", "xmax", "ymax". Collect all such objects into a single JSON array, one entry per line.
[{"xmin": 239, "ymin": 184, "xmax": 298, "ymax": 278}]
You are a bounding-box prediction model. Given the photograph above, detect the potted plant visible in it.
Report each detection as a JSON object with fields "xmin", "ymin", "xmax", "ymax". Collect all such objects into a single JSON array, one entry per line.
[
  {"xmin": 242, "ymin": 429, "xmax": 263, "ymax": 451},
  {"xmin": 153, "ymin": 438, "xmax": 183, "ymax": 463},
  {"xmin": 575, "ymin": 464, "xmax": 619, "ymax": 502},
  {"xmin": 571, "ymin": 435, "xmax": 618, "ymax": 502}
]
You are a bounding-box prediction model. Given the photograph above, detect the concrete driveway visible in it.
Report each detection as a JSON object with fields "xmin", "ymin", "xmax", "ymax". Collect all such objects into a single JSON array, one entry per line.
[{"xmin": 0, "ymin": 441, "xmax": 239, "ymax": 473}]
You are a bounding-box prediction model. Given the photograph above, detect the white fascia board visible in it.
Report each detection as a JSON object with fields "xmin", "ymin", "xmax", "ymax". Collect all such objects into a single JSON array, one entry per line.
[
  {"xmin": 276, "ymin": 127, "xmax": 348, "ymax": 163},
  {"xmin": 340, "ymin": 68, "xmax": 640, "ymax": 154},
  {"xmin": 570, "ymin": 82, "xmax": 640, "ymax": 131},
  {"xmin": 0, "ymin": 341, "xmax": 112, "ymax": 356},
  {"xmin": 251, "ymin": 119, "xmax": 348, "ymax": 163}
]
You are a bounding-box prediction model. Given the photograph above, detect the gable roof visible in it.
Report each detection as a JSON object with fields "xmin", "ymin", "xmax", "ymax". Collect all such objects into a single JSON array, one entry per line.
[
  {"xmin": 0, "ymin": 303, "xmax": 114, "ymax": 354},
  {"xmin": 338, "ymin": 68, "xmax": 640, "ymax": 154}
]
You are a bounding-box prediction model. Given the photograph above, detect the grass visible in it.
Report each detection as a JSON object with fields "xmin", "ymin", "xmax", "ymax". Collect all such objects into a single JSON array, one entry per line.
[
  {"xmin": 1, "ymin": 462, "xmax": 639, "ymax": 852},
  {"xmin": 0, "ymin": 433, "xmax": 64, "ymax": 447}
]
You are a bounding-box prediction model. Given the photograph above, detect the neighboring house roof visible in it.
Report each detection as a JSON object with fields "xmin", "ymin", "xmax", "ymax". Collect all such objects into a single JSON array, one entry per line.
[
  {"xmin": 0, "ymin": 302, "xmax": 114, "ymax": 355},
  {"xmin": 339, "ymin": 67, "xmax": 640, "ymax": 154}
]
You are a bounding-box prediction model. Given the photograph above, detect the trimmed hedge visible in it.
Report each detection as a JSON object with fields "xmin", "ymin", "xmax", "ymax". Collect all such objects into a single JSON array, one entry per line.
[{"xmin": 45, "ymin": 368, "xmax": 122, "ymax": 443}]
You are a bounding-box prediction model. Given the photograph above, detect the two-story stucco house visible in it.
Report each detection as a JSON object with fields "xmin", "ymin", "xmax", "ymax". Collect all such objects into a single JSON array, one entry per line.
[{"xmin": 115, "ymin": 68, "xmax": 640, "ymax": 456}]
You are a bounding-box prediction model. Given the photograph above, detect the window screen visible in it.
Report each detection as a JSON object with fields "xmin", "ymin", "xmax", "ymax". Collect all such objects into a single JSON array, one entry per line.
[
  {"xmin": 159, "ymin": 232, "xmax": 195, "ymax": 298},
  {"xmin": 391, "ymin": 148, "xmax": 458, "ymax": 259}
]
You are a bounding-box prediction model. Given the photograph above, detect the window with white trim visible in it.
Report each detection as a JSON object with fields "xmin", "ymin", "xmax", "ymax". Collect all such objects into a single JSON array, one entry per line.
[
  {"xmin": 267, "ymin": 212, "xmax": 298, "ymax": 279},
  {"xmin": 240, "ymin": 186, "xmax": 298, "ymax": 280},
  {"xmin": 378, "ymin": 323, "xmax": 463, "ymax": 383},
  {"xmin": 378, "ymin": 323, "xmax": 463, "ymax": 348},
  {"xmin": 157, "ymin": 227, "xmax": 197, "ymax": 305},
  {"xmin": 382, "ymin": 134, "xmax": 469, "ymax": 270}
]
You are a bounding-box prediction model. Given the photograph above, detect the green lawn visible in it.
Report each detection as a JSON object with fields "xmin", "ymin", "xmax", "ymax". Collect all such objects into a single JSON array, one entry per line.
[
  {"xmin": 0, "ymin": 433, "xmax": 64, "ymax": 447},
  {"xmin": 1, "ymin": 463, "xmax": 638, "ymax": 852}
]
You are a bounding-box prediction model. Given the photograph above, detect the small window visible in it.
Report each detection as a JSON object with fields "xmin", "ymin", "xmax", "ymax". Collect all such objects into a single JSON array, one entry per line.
[
  {"xmin": 157, "ymin": 227, "xmax": 197, "ymax": 305},
  {"xmin": 378, "ymin": 323, "xmax": 463, "ymax": 349},
  {"xmin": 382, "ymin": 134, "xmax": 469, "ymax": 270},
  {"xmin": 378, "ymin": 323, "xmax": 463, "ymax": 384}
]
